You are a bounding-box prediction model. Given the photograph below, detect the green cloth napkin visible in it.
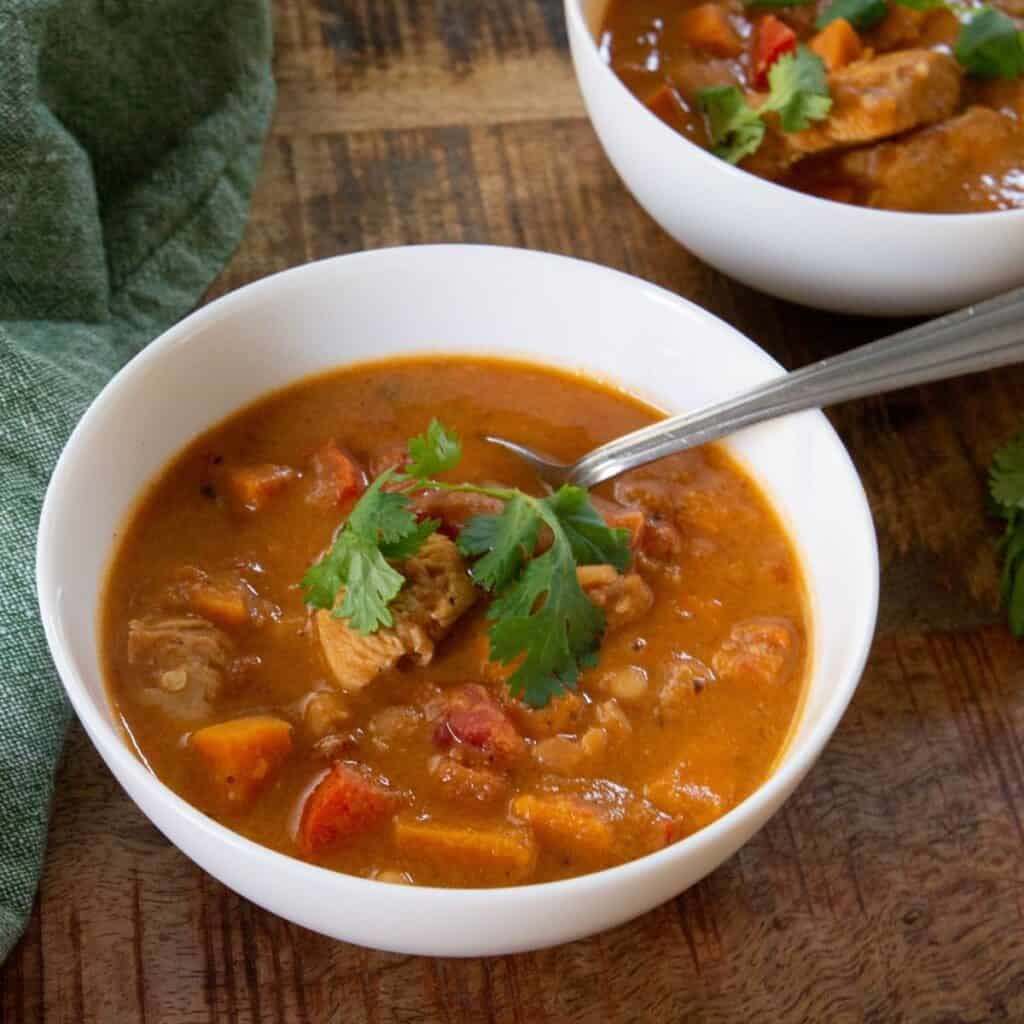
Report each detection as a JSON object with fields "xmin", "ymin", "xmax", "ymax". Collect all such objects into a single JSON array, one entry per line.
[{"xmin": 0, "ymin": 0, "xmax": 274, "ymax": 961}]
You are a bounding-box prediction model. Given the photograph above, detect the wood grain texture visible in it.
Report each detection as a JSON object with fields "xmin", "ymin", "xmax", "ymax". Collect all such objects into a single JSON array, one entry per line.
[{"xmin": 5, "ymin": 0, "xmax": 1024, "ymax": 1019}]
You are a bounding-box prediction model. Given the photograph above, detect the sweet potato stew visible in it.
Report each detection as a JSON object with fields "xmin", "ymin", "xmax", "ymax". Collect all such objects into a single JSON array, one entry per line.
[
  {"xmin": 601, "ymin": 0, "xmax": 1024, "ymax": 211},
  {"xmin": 102, "ymin": 358, "xmax": 808, "ymax": 886}
]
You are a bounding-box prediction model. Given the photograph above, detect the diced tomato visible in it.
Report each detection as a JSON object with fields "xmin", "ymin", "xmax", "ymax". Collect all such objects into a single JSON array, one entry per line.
[
  {"xmin": 308, "ymin": 441, "xmax": 366, "ymax": 508},
  {"xmin": 434, "ymin": 684, "xmax": 526, "ymax": 765},
  {"xmin": 299, "ymin": 763, "xmax": 398, "ymax": 856},
  {"xmin": 752, "ymin": 14, "xmax": 797, "ymax": 89}
]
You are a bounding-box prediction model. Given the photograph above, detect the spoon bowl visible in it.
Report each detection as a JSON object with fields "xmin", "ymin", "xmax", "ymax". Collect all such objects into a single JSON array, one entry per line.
[{"xmin": 485, "ymin": 286, "xmax": 1024, "ymax": 489}]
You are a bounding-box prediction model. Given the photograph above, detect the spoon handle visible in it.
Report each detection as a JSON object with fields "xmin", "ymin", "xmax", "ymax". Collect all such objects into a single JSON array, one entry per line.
[{"xmin": 570, "ymin": 285, "xmax": 1024, "ymax": 489}]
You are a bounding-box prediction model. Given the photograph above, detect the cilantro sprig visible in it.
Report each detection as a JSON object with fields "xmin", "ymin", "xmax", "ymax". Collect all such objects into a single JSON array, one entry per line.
[
  {"xmin": 699, "ymin": 47, "xmax": 832, "ymax": 163},
  {"xmin": 301, "ymin": 468, "xmax": 441, "ymax": 633},
  {"xmin": 955, "ymin": 7, "xmax": 1024, "ymax": 79},
  {"xmin": 302, "ymin": 420, "xmax": 633, "ymax": 707},
  {"xmin": 989, "ymin": 432, "xmax": 1024, "ymax": 636}
]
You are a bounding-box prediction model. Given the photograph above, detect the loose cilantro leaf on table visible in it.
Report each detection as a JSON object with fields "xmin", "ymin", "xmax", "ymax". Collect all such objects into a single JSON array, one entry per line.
[
  {"xmin": 301, "ymin": 419, "xmax": 633, "ymax": 706},
  {"xmin": 699, "ymin": 47, "xmax": 832, "ymax": 163},
  {"xmin": 817, "ymin": 0, "xmax": 889, "ymax": 31},
  {"xmin": 954, "ymin": 7, "xmax": 1024, "ymax": 79},
  {"xmin": 989, "ymin": 432, "xmax": 1024, "ymax": 636}
]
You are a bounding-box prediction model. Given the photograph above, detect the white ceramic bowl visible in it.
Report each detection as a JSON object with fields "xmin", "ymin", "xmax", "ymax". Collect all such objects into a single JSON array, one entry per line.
[
  {"xmin": 37, "ymin": 245, "xmax": 878, "ymax": 956},
  {"xmin": 566, "ymin": 0, "xmax": 1024, "ymax": 316}
]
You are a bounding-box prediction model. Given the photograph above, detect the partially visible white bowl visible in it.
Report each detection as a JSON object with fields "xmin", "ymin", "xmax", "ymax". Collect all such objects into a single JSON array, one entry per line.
[
  {"xmin": 37, "ymin": 245, "xmax": 878, "ymax": 955},
  {"xmin": 566, "ymin": 0, "xmax": 1024, "ymax": 316}
]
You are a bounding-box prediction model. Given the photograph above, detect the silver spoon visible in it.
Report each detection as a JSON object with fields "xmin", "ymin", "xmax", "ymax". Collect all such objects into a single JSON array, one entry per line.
[{"xmin": 485, "ymin": 285, "xmax": 1024, "ymax": 489}]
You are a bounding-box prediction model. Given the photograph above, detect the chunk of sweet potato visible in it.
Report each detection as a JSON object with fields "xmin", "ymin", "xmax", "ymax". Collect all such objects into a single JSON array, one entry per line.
[
  {"xmin": 190, "ymin": 716, "xmax": 292, "ymax": 806},
  {"xmin": 188, "ymin": 581, "xmax": 251, "ymax": 629},
  {"xmin": 644, "ymin": 771, "xmax": 728, "ymax": 832},
  {"xmin": 679, "ymin": 3, "xmax": 742, "ymax": 57},
  {"xmin": 299, "ymin": 763, "xmax": 398, "ymax": 856},
  {"xmin": 225, "ymin": 464, "xmax": 296, "ymax": 511},
  {"xmin": 511, "ymin": 795, "xmax": 615, "ymax": 861},
  {"xmin": 810, "ymin": 18, "xmax": 862, "ymax": 72},
  {"xmin": 393, "ymin": 820, "xmax": 536, "ymax": 884}
]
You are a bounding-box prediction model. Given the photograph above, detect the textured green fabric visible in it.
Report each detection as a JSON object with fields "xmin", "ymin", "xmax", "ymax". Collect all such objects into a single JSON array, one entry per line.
[{"xmin": 0, "ymin": 0, "xmax": 274, "ymax": 961}]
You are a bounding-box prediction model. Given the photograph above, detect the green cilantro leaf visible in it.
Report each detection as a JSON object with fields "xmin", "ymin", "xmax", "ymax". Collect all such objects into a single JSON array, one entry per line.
[
  {"xmin": 331, "ymin": 538, "xmax": 407, "ymax": 633},
  {"xmin": 816, "ymin": 0, "xmax": 889, "ymax": 30},
  {"xmin": 346, "ymin": 470, "xmax": 416, "ymax": 542},
  {"xmin": 699, "ymin": 48, "xmax": 831, "ymax": 163},
  {"xmin": 302, "ymin": 468, "xmax": 437, "ymax": 633},
  {"xmin": 486, "ymin": 535, "xmax": 607, "ymax": 707},
  {"xmin": 458, "ymin": 494, "xmax": 543, "ymax": 592},
  {"xmin": 698, "ymin": 85, "xmax": 766, "ymax": 164},
  {"xmin": 301, "ymin": 529, "xmax": 408, "ymax": 633},
  {"xmin": 380, "ymin": 517, "xmax": 441, "ymax": 560},
  {"xmin": 543, "ymin": 486, "xmax": 632, "ymax": 572},
  {"xmin": 892, "ymin": 0, "xmax": 945, "ymax": 11},
  {"xmin": 744, "ymin": 0, "xmax": 812, "ymax": 7},
  {"xmin": 954, "ymin": 7, "xmax": 1024, "ymax": 79},
  {"xmin": 472, "ymin": 488, "xmax": 631, "ymax": 706},
  {"xmin": 762, "ymin": 47, "xmax": 833, "ymax": 132},
  {"xmin": 989, "ymin": 430, "xmax": 1024, "ymax": 637},
  {"xmin": 302, "ymin": 419, "xmax": 638, "ymax": 705},
  {"xmin": 406, "ymin": 419, "xmax": 463, "ymax": 478},
  {"xmin": 998, "ymin": 516, "xmax": 1024, "ymax": 635}
]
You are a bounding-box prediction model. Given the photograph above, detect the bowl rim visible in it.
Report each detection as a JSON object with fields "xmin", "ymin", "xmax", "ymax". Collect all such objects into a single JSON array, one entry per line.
[
  {"xmin": 36, "ymin": 243, "xmax": 880, "ymax": 910},
  {"xmin": 565, "ymin": 0, "xmax": 1024, "ymax": 226}
]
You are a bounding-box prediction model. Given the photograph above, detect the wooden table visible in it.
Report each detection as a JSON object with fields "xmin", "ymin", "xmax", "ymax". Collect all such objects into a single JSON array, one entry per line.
[{"xmin": 6, "ymin": 1, "xmax": 1024, "ymax": 1020}]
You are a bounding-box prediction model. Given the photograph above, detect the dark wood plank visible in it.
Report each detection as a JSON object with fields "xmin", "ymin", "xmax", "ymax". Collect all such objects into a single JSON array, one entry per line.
[{"xmin": 7, "ymin": 0, "xmax": 1024, "ymax": 1019}]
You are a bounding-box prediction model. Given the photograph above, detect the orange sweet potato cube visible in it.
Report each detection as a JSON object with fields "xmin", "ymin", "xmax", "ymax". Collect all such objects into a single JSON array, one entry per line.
[
  {"xmin": 511, "ymin": 794, "xmax": 614, "ymax": 861},
  {"xmin": 393, "ymin": 820, "xmax": 536, "ymax": 884},
  {"xmin": 191, "ymin": 716, "xmax": 293, "ymax": 807}
]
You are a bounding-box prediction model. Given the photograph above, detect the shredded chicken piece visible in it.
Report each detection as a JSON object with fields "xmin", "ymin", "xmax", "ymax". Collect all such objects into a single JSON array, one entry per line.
[{"xmin": 315, "ymin": 533, "xmax": 476, "ymax": 692}]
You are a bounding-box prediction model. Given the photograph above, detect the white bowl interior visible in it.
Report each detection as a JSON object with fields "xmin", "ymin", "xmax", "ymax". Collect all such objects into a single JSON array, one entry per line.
[{"xmin": 38, "ymin": 245, "xmax": 878, "ymax": 954}]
